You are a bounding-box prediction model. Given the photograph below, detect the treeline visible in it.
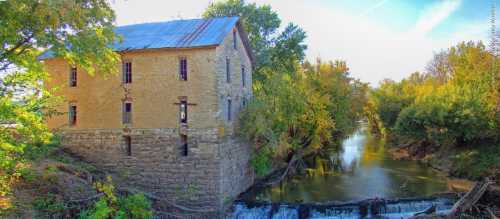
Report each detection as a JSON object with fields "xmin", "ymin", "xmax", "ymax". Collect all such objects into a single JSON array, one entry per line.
[
  {"xmin": 205, "ymin": 0, "xmax": 368, "ymax": 176},
  {"xmin": 365, "ymin": 41, "xmax": 500, "ymax": 178}
]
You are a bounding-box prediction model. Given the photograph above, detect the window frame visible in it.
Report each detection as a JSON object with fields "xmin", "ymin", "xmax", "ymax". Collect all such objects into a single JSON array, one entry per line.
[
  {"xmin": 179, "ymin": 57, "xmax": 188, "ymax": 81},
  {"xmin": 180, "ymin": 134, "xmax": 188, "ymax": 157},
  {"xmin": 227, "ymin": 99, "xmax": 232, "ymax": 121},
  {"xmin": 124, "ymin": 136, "xmax": 132, "ymax": 156},
  {"xmin": 179, "ymin": 99, "xmax": 188, "ymax": 124},
  {"xmin": 69, "ymin": 66, "xmax": 77, "ymax": 87},
  {"xmin": 122, "ymin": 60, "xmax": 132, "ymax": 84},
  {"xmin": 226, "ymin": 57, "xmax": 231, "ymax": 83},
  {"xmin": 233, "ymin": 29, "xmax": 237, "ymax": 49},
  {"xmin": 241, "ymin": 65, "xmax": 246, "ymax": 87},
  {"xmin": 122, "ymin": 102, "xmax": 132, "ymax": 124},
  {"xmin": 68, "ymin": 104, "xmax": 77, "ymax": 126}
]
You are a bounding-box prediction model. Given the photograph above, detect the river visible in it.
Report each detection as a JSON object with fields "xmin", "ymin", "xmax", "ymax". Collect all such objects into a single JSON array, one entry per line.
[{"xmin": 231, "ymin": 124, "xmax": 459, "ymax": 218}]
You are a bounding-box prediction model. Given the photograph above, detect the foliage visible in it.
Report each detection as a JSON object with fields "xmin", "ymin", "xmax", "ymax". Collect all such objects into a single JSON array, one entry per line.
[
  {"xmin": 33, "ymin": 193, "xmax": 65, "ymax": 215},
  {"xmin": 203, "ymin": 0, "xmax": 307, "ymax": 77},
  {"xmin": 249, "ymin": 147, "xmax": 272, "ymax": 176},
  {"xmin": 366, "ymin": 41, "xmax": 500, "ymax": 178},
  {"xmin": 240, "ymin": 60, "xmax": 367, "ymax": 176},
  {"xmin": 365, "ymin": 72, "xmax": 424, "ymax": 132},
  {"xmin": 0, "ymin": 0, "xmax": 119, "ymax": 196},
  {"xmin": 206, "ymin": 1, "xmax": 367, "ymax": 176},
  {"xmin": 78, "ymin": 176, "xmax": 153, "ymax": 219},
  {"xmin": 305, "ymin": 59, "xmax": 368, "ymax": 134},
  {"xmin": 452, "ymin": 144, "xmax": 500, "ymax": 179}
]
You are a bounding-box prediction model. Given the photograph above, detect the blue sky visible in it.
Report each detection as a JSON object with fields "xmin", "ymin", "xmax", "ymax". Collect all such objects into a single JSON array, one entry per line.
[
  {"xmin": 111, "ymin": 0, "xmax": 498, "ymax": 85},
  {"xmin": 335, "ymin": 0, "xmax": 491, "ymax": 39}
]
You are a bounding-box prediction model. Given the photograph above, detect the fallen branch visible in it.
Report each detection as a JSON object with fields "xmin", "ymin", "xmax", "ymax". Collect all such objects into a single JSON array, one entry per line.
[
  {"xmin": 447, "ymin": 179, "xmax": 494, "ymax": 218},
  {"xmin": 485, "ymin": 207, "xmax": 498, "ymax": 219},
  {"xmin": 67, "ymin": 193, "xmax": 104, "ymax": 204},
  {"xmin": 413, "ymin": 205, "xmax": 436, "ymax": 217},
  {"xmin": 55, "ymin": 164, "xmax": 93, "ymax": 184},
  {"xmin": 264, "ymin": 152, "xmax": 300, "ymax": 186}
]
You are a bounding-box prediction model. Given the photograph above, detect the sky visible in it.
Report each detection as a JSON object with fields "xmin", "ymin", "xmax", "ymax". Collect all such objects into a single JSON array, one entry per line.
[{"xmin": 110, "ymin": 0, "xmax": 498, "ymax": 86}]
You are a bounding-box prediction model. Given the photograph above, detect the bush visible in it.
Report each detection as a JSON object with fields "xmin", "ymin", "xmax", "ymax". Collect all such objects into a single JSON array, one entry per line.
[
  {"xmin": 250, "ymin": 148, "xmax": 272, "ymax": 176},
  {"xmin": 78, "ymin": 176, "xmax": 153, "ymax": 219},
  {"xmin": 394, "ymin": 83, "xmax": 493, "ymax": 147},
  {"xmin": 33, "ymin": 193, "xmax": 65, "ymax": 215},
  {"xmin": 452, "ymin": 144, "xmax": 500, "ymax": 179},
  {"xmin": 118, "ymin": 194, "xmax": 153, "ymax": 219}
]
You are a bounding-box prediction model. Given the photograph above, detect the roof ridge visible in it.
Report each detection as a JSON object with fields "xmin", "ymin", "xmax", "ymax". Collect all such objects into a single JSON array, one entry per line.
[{"xmin": 115, "ymin": 16, "xmax": 238, "ymax": 28}]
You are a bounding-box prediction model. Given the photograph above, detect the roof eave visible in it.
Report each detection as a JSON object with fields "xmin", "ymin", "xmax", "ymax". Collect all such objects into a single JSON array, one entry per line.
[{"xmin": 236, "ymin": 20, "xmax": 256, "ymax": 68}]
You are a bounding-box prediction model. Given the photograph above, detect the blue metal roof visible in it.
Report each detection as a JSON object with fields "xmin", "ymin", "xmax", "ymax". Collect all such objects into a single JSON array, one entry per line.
[{"xmin": 39, "ymin": 17, "xmax": 240, "ymax": 59}]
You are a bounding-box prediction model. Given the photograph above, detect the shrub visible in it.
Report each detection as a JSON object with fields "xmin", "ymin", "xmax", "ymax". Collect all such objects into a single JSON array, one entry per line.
[
  {"xmin": 78, "ymin": 176, "xmax": 153, "ymax": 219},
  {"xmin": 33, "ymin": 193, "xmax": 65, "ymax": 215}
]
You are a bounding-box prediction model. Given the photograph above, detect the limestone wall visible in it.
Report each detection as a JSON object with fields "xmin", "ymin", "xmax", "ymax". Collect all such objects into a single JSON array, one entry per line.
[
  {"xmin": 60, "ymin": 128, "xmax": 221, "ymax": 209},
  {"xmin": 214, "ymin": 26, "xmax": 255, "ymax": 204},
  {"xmin": 44, "ymin": 47, "xmax": 218, "ymax": 130}
]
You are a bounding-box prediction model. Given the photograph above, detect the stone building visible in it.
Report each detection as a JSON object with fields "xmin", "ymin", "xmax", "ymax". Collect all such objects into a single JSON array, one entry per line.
[{"xmin": 41, "ymin": 17, "xmax": 255, "ymax": 215}]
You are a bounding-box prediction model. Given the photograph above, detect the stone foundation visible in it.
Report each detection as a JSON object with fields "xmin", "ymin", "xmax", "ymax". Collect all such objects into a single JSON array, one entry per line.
[{"xmin": 60, "ymin": 128, "xmax": 254, "ymax": 216}]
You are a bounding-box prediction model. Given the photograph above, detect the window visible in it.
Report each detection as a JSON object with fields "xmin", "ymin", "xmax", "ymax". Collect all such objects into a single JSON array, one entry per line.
[
  {"xmin": 123, "ymin": 61, "xmax": 132, "ymax": 84},
  {"xmin": 123, "ymin": 102, "xmax": 132, "ymax": 124},
  {"xmin": 69, "ymin": 67, "xmax": 77, "ymax": 87},
  {"xmin": 241, "ymin": 65, "xmax": 246, "ymax": 87},
  {"xmin": 227, "ymin": 99, "xmax": 232, "ymax": 121},
  {"xmin": 180, "ymin": 134, "xmax": 188, "ymax": 156},
  {"xmin": 242, "ymin": 97, "xmax": 247, "ymax": 107},
  {"xmin": 179, "ymin": 57, "xmax": 187, "ymax": 81},
  {"xmin": 68, "ymin": 104, "xmax": 77, "ymax": 126},
  {"xmin": 226, "ymin": 57, "xmax": 230, "ymax": 83},
  {"xmin": 180, "ymin": 100, "xmax": 187, "ymax": 124},
  {"xmin": 124, "ymin": 136, "xmax": 132, "ymax": 156},
  {"xmin": 233, "ymin": 29, "xmax": 237, "ymax": 49}
]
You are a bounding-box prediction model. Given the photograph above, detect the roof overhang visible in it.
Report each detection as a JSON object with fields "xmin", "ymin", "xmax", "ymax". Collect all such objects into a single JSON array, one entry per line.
[{"xmin": 235, "ymin": 20, "xmax": 256, "ymax": 68}]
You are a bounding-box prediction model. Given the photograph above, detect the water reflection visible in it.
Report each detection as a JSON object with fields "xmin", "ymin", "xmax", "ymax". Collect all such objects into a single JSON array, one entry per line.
[{"xmin": 243, "ymin": 124, "xmax": 451, "ymax": 203}]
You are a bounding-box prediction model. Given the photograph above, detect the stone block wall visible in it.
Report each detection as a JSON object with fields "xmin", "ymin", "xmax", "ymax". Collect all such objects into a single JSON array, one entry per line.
[
  {"xmin": 60, "ymin": 127, "xmax": 253, "ymax": 215},
  {"xmin": 218, "ymin": 137, "xmax": 254, "ymax": 204}
]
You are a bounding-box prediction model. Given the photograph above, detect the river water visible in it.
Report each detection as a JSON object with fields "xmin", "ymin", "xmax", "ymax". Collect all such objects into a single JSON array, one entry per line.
[{"xmin": 231, "ymin": 124, "xmax": 458, "ymax": 218}]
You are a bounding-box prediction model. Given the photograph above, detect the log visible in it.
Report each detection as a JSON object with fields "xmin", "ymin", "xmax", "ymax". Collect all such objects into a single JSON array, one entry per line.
[
  {"xmin": 264, "ymin": 152, "xmax": 300, "ymax": 186},
  {"xmin": 447, "ymin": 179, "xmax": 494, "ymax": 218},
  {"xmin": 485, "ymin": 207, "xmax": 498, "ymax": 219},
  {"xmin": 413, "ymin": 205, "xmax": 436, "ymax": 216}
]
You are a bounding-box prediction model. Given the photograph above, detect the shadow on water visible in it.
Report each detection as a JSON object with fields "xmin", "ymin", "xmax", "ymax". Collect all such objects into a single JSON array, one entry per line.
[{"xmin": 232, "ymin": 123, "xmax": 458, "ymax": 218}]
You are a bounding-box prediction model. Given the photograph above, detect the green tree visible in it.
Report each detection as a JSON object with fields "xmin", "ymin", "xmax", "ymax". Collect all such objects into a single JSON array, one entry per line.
[
  {"xmin": 239, "ymin": 65, "xmax": 335, "ymax": 176},
  {"xmin": 306, "ymin": 59, "xmax": 368, "ymax": 135},
  {"xmin": 203, "ymin": 0, "xmax": 307, "ymax": 76},
  {"xmin": 0, "ymin": 0, "xmax": 119, "ymax": 196},
  {"xmin": 367, "ymin": 41, "xmax": 500, "ymax": 178},
  {"xmin": 394, "ymin": 42, "xmax": 497, "ymax": 145},
  {"xmin": 240, "ymin": 59, "xmax": 367, "ymax": 176}
]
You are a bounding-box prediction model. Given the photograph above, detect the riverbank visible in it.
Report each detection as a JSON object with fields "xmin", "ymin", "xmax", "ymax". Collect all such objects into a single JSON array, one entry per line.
[
  {"xmin": 387, "ymin": 139, "xmax": 500, "ymax": 182},
  {"xmin": 386, "ymin": 138, "xmax": 500, "ymax": 217}
]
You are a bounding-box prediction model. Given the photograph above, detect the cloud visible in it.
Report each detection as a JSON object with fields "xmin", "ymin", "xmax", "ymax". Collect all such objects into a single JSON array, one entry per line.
[
  {"xmin": 411, "ymin": 0, "xmax": 462, "ymax": 36},
  {"xmin": 359, "ymin": 0, "xmax": 390, "ymax": 17},
  {"xmin": 110, "ymin": 0, "xmax": 211, "ymax": 25}
]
